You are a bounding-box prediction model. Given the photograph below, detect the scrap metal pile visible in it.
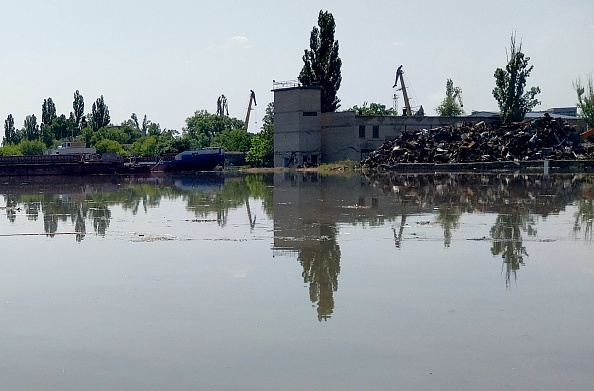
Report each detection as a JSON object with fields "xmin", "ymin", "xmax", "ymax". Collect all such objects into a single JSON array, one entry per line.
[{"xmin": 362, "ymin": 114, "xmax": 594, "ymax": 169}]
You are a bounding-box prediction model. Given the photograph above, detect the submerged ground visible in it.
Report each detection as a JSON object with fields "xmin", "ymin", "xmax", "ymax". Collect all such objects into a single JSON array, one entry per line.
[{"xmin": 0, "ymin": 172, "xmax": 592, "ymax": 391}]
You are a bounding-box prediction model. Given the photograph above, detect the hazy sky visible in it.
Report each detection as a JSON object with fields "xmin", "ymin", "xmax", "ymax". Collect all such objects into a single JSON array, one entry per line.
[{"xmin": 1, "ymin": 0, "xmax": 592, "ymax": 133}]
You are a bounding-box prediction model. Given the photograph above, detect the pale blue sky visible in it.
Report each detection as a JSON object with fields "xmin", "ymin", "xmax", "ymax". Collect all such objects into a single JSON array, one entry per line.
[{"xmin": 1, "ymin": 0, "xmax": 592, "ymax": 132}]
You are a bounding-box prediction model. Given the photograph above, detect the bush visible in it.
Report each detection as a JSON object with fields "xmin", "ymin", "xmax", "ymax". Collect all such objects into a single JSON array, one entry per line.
[
  {"xmin": 95, "ymin": 139, "xmax": 125, "ymax": 154},
  {"xmin": 0, "ymin": 144, "xmax": 23, "ymax": 156},
  {"xmin": 18, "ymin": 139, "xmax": 45, "ymax": 155}
]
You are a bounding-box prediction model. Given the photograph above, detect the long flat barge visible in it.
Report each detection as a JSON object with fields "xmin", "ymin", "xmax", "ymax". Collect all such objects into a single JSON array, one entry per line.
[
  {"xmin": 0, "ymin": 148, "xmax": 225, "ymax": 176},
  {"xmin": 0, "ymin": 154, "xmax": 126, "ymax": 176}
]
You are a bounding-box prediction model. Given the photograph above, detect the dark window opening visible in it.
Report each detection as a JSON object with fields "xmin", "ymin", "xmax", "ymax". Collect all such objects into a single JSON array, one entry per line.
[
  {"xmin": 373, "ymin": 125, "xmax": 379, "ymax": 138},
  {"xmin": 359, "ymin": 125, "xmax": 366, "ymax": 138}
]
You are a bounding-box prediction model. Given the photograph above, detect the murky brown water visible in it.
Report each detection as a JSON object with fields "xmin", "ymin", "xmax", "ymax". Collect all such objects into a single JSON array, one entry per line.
[{"xmin": 1, "ymin": 172, "xmax": 592, "ymax": 391}]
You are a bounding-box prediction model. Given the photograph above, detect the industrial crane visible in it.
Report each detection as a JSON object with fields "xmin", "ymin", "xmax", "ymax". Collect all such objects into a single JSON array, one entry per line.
[
  {"xmin": 216, "ymin": 95, "xmax": 228, "ymax": 116},
  {"xmin": 244, "ymin": 90, "xmax": 257, "ymax": 131},
  {"xmin": 393, "ymin": 65, "xmax": 424, "ymax": 116},
  {"xmin": 452, "ymin": 86, "xmax": 463, "ymax": 107},
  {"xmin": 393, "ymin": 65, "xmax": 412, "ymax": 116}
]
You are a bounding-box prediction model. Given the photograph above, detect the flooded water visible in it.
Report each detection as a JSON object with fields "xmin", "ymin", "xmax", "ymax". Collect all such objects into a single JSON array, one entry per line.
[{"xmin": 0, "ymin": 172, "xmax": 592, "ymax": 391}]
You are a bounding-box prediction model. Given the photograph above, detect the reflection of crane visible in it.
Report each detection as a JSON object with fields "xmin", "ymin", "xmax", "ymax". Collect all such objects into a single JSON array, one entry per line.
[
  {"xmin": 244, "ymin": 90, "xmax": 257, "ymax": 131},
  {"xmin": 393, "ymin": 65, "xmax": 424, "ymax": 116},
  {"xmin": 453, "ymin": 86, "xmax": 463, "ymax": 107}
]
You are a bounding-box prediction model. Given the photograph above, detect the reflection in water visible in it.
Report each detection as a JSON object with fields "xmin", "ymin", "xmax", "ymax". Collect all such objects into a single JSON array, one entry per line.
[
  {"xmin": 1, "ymin": 172, "xmax": 592, "ymax": 319},
  {"xmin": 489, "ymin": 210, "xmax": 536, "ymax": 287},
  {"xmin": 573, "ymin": 179, "xmax": 593, "ymax": 241},
  {"xmin": 1, "ymin": 174, "xmax": 273, "ymax": 239},
  {"xmin": 272, "ymin": 172, "xmax": 593, "ymax": 318},
  {"xmin": 299, "ymin": 225, "xmax": 341, "ymax": 321}
]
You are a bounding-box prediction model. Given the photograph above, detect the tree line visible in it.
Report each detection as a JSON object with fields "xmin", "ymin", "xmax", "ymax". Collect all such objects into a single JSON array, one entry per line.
[{"xmin": 1, "ymin": 92, "xmax": 274, "ymax": 166}]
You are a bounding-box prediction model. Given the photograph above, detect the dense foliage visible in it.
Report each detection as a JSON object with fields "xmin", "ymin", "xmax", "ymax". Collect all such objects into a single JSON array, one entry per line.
[
  {"xmin": 492, "ymin": 34, "xmax": 540, "ymax": 123},
  {"xmin": 298, "ymin": 10, "xmax": 342, "ymax": 113},
  {"xmin": 246, "ymin": 102, "xmax": 274, "ymax": 167},
  {"xmin": 574, "ymin": 77, "xmax": 594, "ymax": 129},
  {"xmin": 435, "ymin": 79, "xmax": 465, "ymax": 116},
  {"xmin": 348, "ymin": 102, "xmax": 396, "ymax": 116}
]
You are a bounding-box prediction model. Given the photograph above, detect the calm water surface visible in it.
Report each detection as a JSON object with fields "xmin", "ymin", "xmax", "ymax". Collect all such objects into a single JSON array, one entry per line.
[{"xmin": 0, "ymin": 172, "xmax": 592, "ymax": 391}]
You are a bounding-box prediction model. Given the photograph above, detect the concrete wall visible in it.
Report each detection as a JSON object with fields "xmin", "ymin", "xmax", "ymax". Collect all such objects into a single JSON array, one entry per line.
[
  {"xmin": 274, "ymin": 87, "xmax": 322, "ymax": 167},
  {"xmin": 273, "ymin": 86, "xmax": 586, "ymax": 165},
  {"xmin": 320, "ymin": 115, "xmax": 503, "ymax": 162}
]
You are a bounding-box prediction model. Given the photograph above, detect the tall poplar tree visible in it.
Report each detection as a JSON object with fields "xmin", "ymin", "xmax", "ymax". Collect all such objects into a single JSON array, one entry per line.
[
  {"xmin": 23, "ymin": 114, "xmax": 39, "ymax": 141},
  {"xmin": 90, "ymin": 95, "xmax": 110, "ymax": 131},
  {"xmin": 41, "ymin": 97, "xmax": 57, "ymax": 127},
  {"xmin": 3, "ymin": 114, "xmax": 17, "ymax": 145},
  {"xmin": 298, "ymin": 10, "xmax": 342, "ymax": 113},
  {"xmin": 72, "ymin": 90, "xmax": 85, "ymax": 129},
  {"xmin": 492, "ymin": 34, "xmax": 540, "ymax": 123}
]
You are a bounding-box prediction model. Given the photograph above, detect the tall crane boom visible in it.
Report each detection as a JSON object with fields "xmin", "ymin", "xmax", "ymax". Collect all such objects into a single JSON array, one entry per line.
[
  {"xmin": 244, "ymin": 90, "xmax": 257, "ymax": 131},
  {"xmin": 453, "ymin": 86, "xmax": 463, "ymax": 107},
  {"xmin": 393, "ymin": 65, "xmax": 412, "ymax": 116}
]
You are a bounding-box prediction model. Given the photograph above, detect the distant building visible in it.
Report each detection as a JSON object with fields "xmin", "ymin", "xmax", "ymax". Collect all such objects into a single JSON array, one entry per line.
[{"xmin": 273, "ymin": 83, "xmax": 585, "ymax": 167}]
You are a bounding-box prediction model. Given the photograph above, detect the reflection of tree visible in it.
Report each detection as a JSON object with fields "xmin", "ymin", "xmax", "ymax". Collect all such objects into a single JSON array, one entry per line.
[
  {"xmin": 43, "ymin": 213, "xmax": 58, "ymax": 237},
  {"xmin": 4, "ymin": 195, "xmax": 18, "ymax": 223},
  {"xmin": 1, "ymin": 174, "xmax": 274, "ymax": 240},
  {"xmin": 393, "ymin": 214, "xmax": 406, "ymax": 249},
  {"xmin": 25, "ymin": 201, "xmax": 40, "ymax": 221},
  {"xmin": 73, "ymin": 207, "xmax": 86, "ymax": 242},
  {"xmin": 298, "ymin": 225, "xmax": 341, "ymax": 321},
  {"xmin": 435, "ymin": 206, "xmax": 461, "ymax": 247},
  {"xmin": 89, "ymin": 206, "xmax": 111, "ymax": 236},
  {"xmin": 573, "ymin": 199, "xmax": 593, "ymax": 241},
  {"xmin": 490, "ymin": 209, "xmax": 536, "ymax": 288}
]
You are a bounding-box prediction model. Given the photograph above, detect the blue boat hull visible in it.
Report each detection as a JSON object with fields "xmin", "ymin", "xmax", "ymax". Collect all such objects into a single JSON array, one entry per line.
[{"xmin": 151, "ymin": 149, "xmax": 225, "ymax": 172}]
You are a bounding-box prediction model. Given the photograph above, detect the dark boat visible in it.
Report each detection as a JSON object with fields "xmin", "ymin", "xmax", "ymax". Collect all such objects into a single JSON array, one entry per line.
[{"xmin": 150, "ymin": 148, "xmax": 225, "ymax": 172}]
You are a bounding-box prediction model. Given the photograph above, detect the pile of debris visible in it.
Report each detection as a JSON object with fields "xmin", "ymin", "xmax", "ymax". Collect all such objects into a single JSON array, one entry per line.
[{"xmin": 362, "ymin": 114, "xmax": 594, "ymax": 169}]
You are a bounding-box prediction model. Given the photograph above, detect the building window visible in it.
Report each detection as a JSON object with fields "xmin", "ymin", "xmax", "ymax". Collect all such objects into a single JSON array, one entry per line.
[
  {"xmin": 303, "ymin": 111, "xmax": 317, "ymax": 116},
  {"xmin": 373, "ymin": 125, "xmax": 379, "ymax": 138},
  {"xmin": 359, "ymin": 125, "xmax": 366, "ymax": 138}
]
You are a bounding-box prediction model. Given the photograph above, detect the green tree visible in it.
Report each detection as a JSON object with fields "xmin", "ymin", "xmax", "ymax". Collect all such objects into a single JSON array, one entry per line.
[
  {"xmin": 41, "ymin": 97, "xmax": 57, "ymax": 127},
  {"xmin": 72, "ymin": 90, "xmax": 85, "ymax": 129},
  {"xmin": 298, "ymin": 10, "xmax": 342, "ymax": 113},
  {"xmin": 246, "ymin": 102, "xmax": 274, "ymax": 167},
  {"xmin": 182, "ymin": 110, "xmax": 244, "ymax": 148},
  {"xmin": 492, "ymin": 34, "xmax": 540, "ymax": 123},
  {"xmin": 435, "ymin": 79, "xmax": 465, "ymax": 116},
  {"xmin": 46, "ymin": 114, "xmax": 77, "ymax": 142},
  {"xmin": 3, "ymin": 114, "xmax": 18, "ymax": 145},
  {"xmin": 574, "ymin": 77, "xmax": 594, "ymax": 129},
  {"xmin": 18, "ymin": 139, "xmax": 45, "ymax": 155},
  {"xmin": 23, "ymin": 114, "xmax": 39, "ymax": 141},
  {"xmin": 119, "ymin": 122, "xmax": 142, "ymax": 144},
  {"xmin": 95, "ymin": 139, "xmax": 125, "ymax": 154},
  {"xmin": 0, "ymin": 143, "xmax": 22, "ymax": 156},
  {"xmin": 349, "ymin": 102, "xmax": 396, "ymax": 116},
  {"xmin": 142, "ymin": 114, "xmax": 149, "ymax": 136},
  {"xmin": 129, "ymin": 136, "xmax": 159, "ymax": 156},
  {"xmin": 90, "ymin": 95, "xmax": 111, "ymax": 131},
  {"xmin": 211, "ymin": 128, "xmax": 253, "ymax": 152}
]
